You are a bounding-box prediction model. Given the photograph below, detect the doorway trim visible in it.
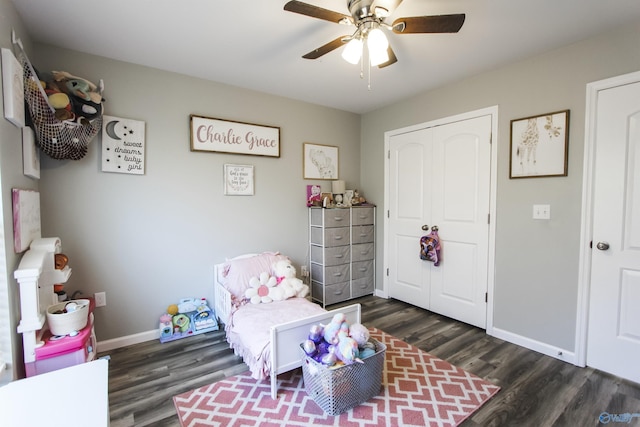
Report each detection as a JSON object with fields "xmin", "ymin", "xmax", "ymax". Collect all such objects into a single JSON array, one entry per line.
[
  {"xmin": 576, "ymin": 70, "xmax": 640, "ymax": 367},
  {"xmin": 381, "ymin": 106, "xmax": 499, "ymax": 333}
]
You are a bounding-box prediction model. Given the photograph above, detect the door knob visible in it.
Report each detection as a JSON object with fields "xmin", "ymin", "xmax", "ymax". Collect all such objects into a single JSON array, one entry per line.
[
  {"xmin": 596, "ymin": 242, "xmax": 610, "ymax": 251},
  {"xmin": 421, "ymin": 225, "xmax": 429, "ymax": 231}
]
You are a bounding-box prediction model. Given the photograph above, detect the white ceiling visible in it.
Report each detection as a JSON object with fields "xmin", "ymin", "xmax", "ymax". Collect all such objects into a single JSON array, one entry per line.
[{"xmin": 11, "ymin": 0, "xmax": 640, "ymax": 114}]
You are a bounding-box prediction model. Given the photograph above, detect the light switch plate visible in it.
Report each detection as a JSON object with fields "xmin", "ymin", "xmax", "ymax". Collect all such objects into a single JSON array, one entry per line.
[{"xmin": 533, "ymin": 204, "xmax": 551, "ymax": 219}]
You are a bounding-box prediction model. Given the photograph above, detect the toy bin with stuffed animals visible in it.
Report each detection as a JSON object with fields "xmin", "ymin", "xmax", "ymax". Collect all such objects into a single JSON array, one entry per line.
[{"xmin": 300, "ymin": 338, "xmax": 386, "ymax": 415}]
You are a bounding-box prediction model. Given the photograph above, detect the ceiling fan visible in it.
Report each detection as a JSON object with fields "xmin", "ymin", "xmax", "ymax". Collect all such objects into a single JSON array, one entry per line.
[{"xmin": 283, "ymin": 0, "xmax": 465, "ymax": 68}]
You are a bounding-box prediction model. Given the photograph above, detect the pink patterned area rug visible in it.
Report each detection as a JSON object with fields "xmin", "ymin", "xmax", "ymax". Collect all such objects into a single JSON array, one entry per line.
[{"xmin": 173, "ymin": 328, "xmax": 500, "ymax": 427}]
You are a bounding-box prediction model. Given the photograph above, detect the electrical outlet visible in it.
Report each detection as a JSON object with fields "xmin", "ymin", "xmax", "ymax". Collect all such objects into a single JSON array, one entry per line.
[
  {"xmin": 95, "ymin": 291, "xmax": 106, "ymax": 307},
  {"xmin": 300, "ymin": 265, "xmax": 309, "ymax": 278}
]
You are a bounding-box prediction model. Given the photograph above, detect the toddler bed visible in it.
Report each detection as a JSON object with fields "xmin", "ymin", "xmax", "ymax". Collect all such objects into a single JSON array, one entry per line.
[{"xmin": 214, "ymin": 252, "xmax": 361, "ymax": 399}]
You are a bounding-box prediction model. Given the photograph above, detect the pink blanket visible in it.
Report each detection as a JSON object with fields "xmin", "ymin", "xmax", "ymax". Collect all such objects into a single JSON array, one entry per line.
[{"xmin": 226, "ymin": 298, "xmax": 325, "ymax": 380}]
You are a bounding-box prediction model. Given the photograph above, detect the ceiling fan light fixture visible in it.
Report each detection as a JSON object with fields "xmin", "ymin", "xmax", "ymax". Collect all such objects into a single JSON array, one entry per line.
[
  {"xmin": 367, "ymin": 27, "xmax": 389, "ymax": 66},
  {"xmin": 342, "ymin": 37, "xmax": 363, "ymax": 64}
]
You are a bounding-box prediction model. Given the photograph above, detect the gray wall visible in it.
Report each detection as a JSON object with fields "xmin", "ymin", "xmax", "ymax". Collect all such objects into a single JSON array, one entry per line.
[
  {"xmin": 32, "ymin": 45, "xmax": 361, "ymax": 342},
  {"xmin": 361, "ymin": 22, "xmax": 640, "ymax": 351}
]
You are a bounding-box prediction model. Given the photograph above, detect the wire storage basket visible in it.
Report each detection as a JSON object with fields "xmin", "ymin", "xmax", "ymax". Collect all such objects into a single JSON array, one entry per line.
[
  {"xmin": 300, "ymin": 338, "xmax": 386, "ymax": 415},
  {"xmin": 15, "ymin": 45, "xmax": 102, "ymax": 161}
]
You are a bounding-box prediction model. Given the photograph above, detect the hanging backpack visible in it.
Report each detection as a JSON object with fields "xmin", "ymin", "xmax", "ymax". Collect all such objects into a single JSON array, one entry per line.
[{"xmin": 420, "ymin": 228, "xmax": 441, "ymax": 266}]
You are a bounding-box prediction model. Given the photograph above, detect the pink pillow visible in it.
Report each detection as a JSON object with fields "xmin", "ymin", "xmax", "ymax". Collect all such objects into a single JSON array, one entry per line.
[{"xmin": 222, "ymin": 252, "xmax": 289, "ymax": 299}]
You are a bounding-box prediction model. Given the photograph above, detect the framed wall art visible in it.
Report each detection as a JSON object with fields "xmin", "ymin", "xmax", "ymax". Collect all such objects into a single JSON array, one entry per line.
[
  {"xmin": 101, "ymin": 115, "xmax": 146, "ymax": 175},
  {"xmin": 22, "ymin": 126, "xmax": 40, "ymax": 179},
  {"xmin": 224, "ymin": 164, "xmax": 254, "ymax": 195},
  {"xmin": 303, "ymin": 142, "xmax": 338, "ymax": 180},
  {"xmin": 510, "ymin": 110, "xmax": 570, "ymax": 178},
  {"xmin": 12, "ymin": 188, "xmax": 41, "ymax": 253},
  {"xmin": 2, "ymin": 48, "xmax": 25, "ymax": 128},
  {"xmin": 191, "ymin": 115, "xmax": 280, "ymax": 157}
]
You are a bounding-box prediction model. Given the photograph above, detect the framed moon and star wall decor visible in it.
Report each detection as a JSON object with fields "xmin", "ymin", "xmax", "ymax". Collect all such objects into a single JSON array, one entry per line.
[{"xmin": 102, "ymin": 115, "xmax": 146, "ymax": 175}]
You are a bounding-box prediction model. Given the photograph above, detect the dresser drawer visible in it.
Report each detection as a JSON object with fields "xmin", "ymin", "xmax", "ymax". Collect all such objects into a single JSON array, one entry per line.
[
  {"xmin": 313, "ymin": 281, "xmax": 351, "ymax": 305},
  {"xmin": 351, "ymin": 243, "xmax": 374, "ymax": 262},
  {"xmin": 351, "ymin": 225, "xmax": 374, "ymax": 244},
  {"xmin": 310, "ymin": 226, "xmax": 350, "ymax": 247},
  {"xmin": 311, "ymin": 263, "xmax": 350, "ymax": 285},
  {"xmin": 311, "ymin": 245, "xmax": 350, "ymax": 266},
  {"xmin": 324, "ymin": 227, "xmax": 350, "ymax": 247},
  {"xmin": 351, "ymin": 277, "xmax": 374, "ymax": 298},
  {"xmin": 351, "ymin": 260, "xmax": 374, "ymax": 280},
  {"xmin": 310, "ymin": 207, "xmax": 350, "ymax": 227},
  {"xmin": 352, "ymin": 207, "xmax": 374, "ymax": 225}
]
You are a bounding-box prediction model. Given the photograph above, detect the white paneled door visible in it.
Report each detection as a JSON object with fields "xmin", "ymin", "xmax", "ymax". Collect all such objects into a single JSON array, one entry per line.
[
  {"xmin": 587, "ymin": 79, "xmax": 640, "ymax": 383},
  {"xmin": 387, "ymin": 115, "xmax": 492, "ymax": 328}
]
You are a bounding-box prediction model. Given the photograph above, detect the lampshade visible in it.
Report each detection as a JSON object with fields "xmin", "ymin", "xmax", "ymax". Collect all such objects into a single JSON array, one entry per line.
[
  {"xmin": 367, "ymin": 28, "xmax": 389, "ymax": 66},
  {"xmin": 342, "ymin": 38, "xmax": 363, "ymax": 64},
  {"xmin": 332, "ymin": 180, "xmax": 346, "ymax": 194}
]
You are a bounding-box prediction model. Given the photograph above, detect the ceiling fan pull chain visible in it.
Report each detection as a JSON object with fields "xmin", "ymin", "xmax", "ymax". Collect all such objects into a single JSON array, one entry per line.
[{"xmin": 367, "ymin": 57, "xmax": 372, "ymax": 90}]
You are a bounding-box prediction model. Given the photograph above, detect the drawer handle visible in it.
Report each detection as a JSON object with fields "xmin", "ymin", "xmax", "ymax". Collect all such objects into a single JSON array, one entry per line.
[
  {"xmin": 335, "ymin": 236, "xmax": 343, "ymax": 240},
  {"xmin": 359, "ymin": 267, "xmax": 367, "ymax": 272},
  {"xmin": 334, "ymin": 254, "xmax": 344, "ymax": 258},
  {"xmin": 333, "ymin": 217, "xmax": 343, "ymax": 221},
  {"xmin": 360, "ymin": 251, "xmax": 368, "ymax": 255},
  {"xmin": 359, "ymin": 233, "xmax": 367, "ymax": 237},
  {"xmin": 333, "ymin": 272, "xmax": 343, "ymax": 277},
  {"xmin": 334, "ymin": 290, "xmax": 343, "ymax": 295}
]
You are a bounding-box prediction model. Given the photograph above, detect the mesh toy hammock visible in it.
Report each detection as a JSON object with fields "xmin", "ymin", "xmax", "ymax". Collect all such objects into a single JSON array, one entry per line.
[{"xmin": 14, "ymin": 40, "xmax": 103, "ymax": 160}]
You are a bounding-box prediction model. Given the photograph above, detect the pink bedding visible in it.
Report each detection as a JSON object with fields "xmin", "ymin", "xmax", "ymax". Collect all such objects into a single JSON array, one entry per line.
[{"xmin": 226, "ymin": 298, "xmax": 325, "ymax": 380}]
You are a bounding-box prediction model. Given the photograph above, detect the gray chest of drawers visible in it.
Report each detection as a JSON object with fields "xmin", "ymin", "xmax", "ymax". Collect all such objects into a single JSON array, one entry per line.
[{"xmin": 309, "ymin": 206, "xmax": 375, "ymax": 307}]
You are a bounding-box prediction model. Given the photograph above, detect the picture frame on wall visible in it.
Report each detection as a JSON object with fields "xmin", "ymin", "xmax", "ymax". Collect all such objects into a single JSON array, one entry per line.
[
  {"xmin": 22, "ymin": 126, "xmax": 40, "ymax": 179},
  {"xmin": 509, "ymin": 110, "xmax": 570, "ymax": 178},
  {"xmin": 224, "ymin": 164, "xmax": 254, "ymax": 195},
  {"xmin": 303, "ymin": 142, "xmax": 339, "ymax": 180},
  {"xmin": 2, "ymin": 48, "xmax": 25, "ymax": 128}
]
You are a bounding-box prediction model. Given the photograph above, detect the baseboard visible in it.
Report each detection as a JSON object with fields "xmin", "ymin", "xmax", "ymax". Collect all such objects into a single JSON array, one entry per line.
[
  {"xmin": 374, "ymin": 289, "xmax": 387, "ymax": 299},
  {"xmin": 490, "ymin": 326, "xmax": 577, "ymax": 365},
  {"xmin": 97, "ymin": 329, "xmax": 159, "ymax": 353}
]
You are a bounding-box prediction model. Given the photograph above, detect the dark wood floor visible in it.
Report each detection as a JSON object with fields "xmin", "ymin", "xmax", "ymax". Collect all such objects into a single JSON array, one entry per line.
[{"xmin": 101, "ymin": 295, "xmax": 640, "ymax": 426}]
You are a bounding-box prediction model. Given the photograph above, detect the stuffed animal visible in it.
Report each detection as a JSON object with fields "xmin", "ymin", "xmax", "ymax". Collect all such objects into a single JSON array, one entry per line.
[
  {"xmin": 272, "ymin": 259, "xmax": 309, "ymax": 299},
  {"xmin": 349, "ymin": 323, "xmax": 370, "ymax": 346},
  {"xmin": 245, "ymin": 271, "xmax": 282, "ymax": 304},
  {"xmin": 50, "ymin": 70, "xmax": 104, "ymax": 123},
  {"xmin": 308, "ymin": 324, "xmax": 324, "ymax": 343},
  {"xmin": 323, "ymin": 312, "xmax": 349, "ymax": 345},
  {"xmin": 335, "ymin": 331, "xmax": 361, "ymax": 365}
]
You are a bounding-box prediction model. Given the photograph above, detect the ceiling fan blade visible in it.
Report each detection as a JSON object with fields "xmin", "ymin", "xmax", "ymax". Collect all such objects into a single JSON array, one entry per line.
[
  {"xmin": 284, "ymin": 1, "xmax": 352, "ymax": 24},
  {"xmin": 392, "ymin": 14, "xmax": 466, "ymax": 34},
  {"xmin": 377, "ymin": 46, "xmax": 398, "ymax": 68},
  {"xmin": 302, "ymin": 36, "xmax": 348, "ymax": 60}
]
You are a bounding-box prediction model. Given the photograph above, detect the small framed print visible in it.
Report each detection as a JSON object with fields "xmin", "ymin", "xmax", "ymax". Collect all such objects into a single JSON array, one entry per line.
[
  {"xmin": 510, "ymin": 110, "xmax": 570, "ymax": 178},
  {"xmin": 22, "ymin": 127, "xmax": 40, "ymax": 179},
  {"xmin": 303, "ymin": 142, "xmax": 338, "ymax": 180},
  {"xmin": 1, "ymin": 48, "xmax": 25, "ymax": 128},
  {"xmin": 224, "ymin": 164, "xmax": 254, "ymax": 195}
]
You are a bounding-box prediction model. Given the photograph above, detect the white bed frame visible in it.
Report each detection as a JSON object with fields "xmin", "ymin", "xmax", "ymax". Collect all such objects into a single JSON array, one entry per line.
[{"xmin": 213, "ymin": 260, "xmax": 361, "ymax": 399}]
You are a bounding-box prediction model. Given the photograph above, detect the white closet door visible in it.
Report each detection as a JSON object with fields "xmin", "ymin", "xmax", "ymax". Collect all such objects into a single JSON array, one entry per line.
[{"xmin": 387, "ymin": 115, "xmax": 492, "ymax": 328}]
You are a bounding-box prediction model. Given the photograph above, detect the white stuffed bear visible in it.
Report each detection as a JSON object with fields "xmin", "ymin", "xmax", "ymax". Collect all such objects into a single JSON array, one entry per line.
[
  {"xmin": 245, "ymin": 271, "xmax": 285, "ymax": 304},
  {"xmin": 272, "ymin": 259, "xmax": 310, "ymax": 299}
]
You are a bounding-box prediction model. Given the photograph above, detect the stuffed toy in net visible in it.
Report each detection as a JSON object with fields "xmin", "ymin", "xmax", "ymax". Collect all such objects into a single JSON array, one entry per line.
[{"xmin": 16, "ymin": 45, "xmax": 103, "ymax": 160}]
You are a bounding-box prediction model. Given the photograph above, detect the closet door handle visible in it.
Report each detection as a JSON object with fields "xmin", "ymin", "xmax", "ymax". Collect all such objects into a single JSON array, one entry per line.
[{"xmin": 596, "ymin": 242, "xmax": 610, "ymax": 251}]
